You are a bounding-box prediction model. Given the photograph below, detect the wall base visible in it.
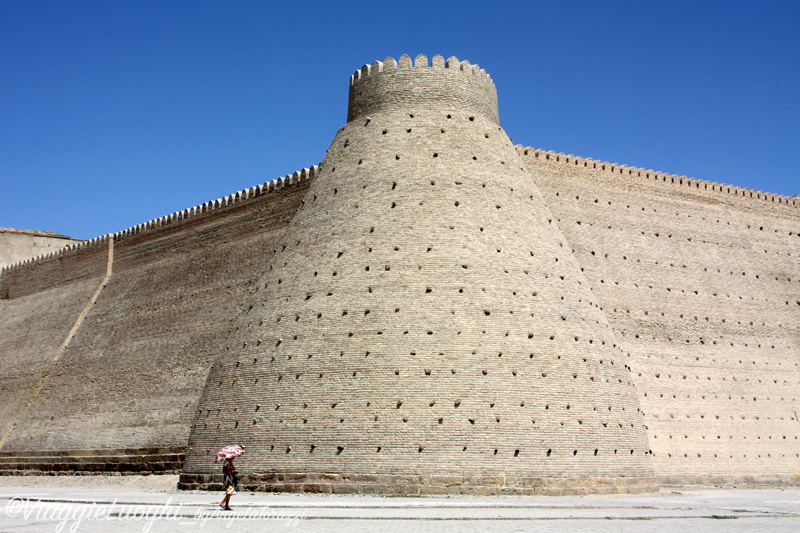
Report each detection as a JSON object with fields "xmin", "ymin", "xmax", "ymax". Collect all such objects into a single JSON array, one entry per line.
[
  {"xmin": 0, "ymin": 447, "xmax": 185, "ymax": 475},
  {"xmin": 658, "ymin": 473, "xmax": 800, "ymax": 487},
  {"xmin": 178, "ymin": 471, "xmax": 657, "ymax": 495}
]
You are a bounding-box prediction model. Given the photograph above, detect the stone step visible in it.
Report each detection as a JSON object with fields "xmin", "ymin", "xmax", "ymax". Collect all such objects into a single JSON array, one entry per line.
[
  {"xmin": 0, "ymin": 453, "xmax": 184, "ymax": 465},
  {"xmin": 0, "ymin": 447, "xmax": 185, "ymax": 475},
  {"xmin": 0, "ymin": 462, "xmax": 182, "ymax": 474},
  {"xmin": 0, "ymin": 446, "xmax": 185, "ymax": 458}
]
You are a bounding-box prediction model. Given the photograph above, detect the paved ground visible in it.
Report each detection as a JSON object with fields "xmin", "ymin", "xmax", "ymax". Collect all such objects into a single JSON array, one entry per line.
[{"xmin": 0, "ymin": 476, "xmax": 798, "ymax": 532}]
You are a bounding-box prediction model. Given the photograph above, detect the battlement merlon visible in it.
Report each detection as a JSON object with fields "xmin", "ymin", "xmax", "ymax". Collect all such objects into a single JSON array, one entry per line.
[
  {"xmin": 0, "ymin": 165, "xmax": 320, "ymax": 278},
  {"xmin": 516, "ymin": 145, "xmax": 799, "ymax": 208},
  {"xmin": 347, "ymin": 54, "xmax": 499, "ymax": 124}
]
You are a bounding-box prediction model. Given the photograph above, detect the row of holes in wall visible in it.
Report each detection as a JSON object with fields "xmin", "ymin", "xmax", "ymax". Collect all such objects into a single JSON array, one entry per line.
[
  {"xmin": 264, "ymin": 230, "xmax": 572, "ymax": 270},
  {"xmin": 660, "ymin": 452, "xmax": 799, "ymax": 459},
  {"xmin": 346, "ymin": 112, "xmax": 506, "ymax": 134},
  {"xmin": 583, "ymin": 249, "xmax": 798, "ymax": 292},
  {"xmin": 323, "ymin": 174, "xmax": 531, "ymax": 201},
  {"xmin": 651, "ymin": 408, "xmax": 799, "ymax": 421},
  {"xmin": 230, "ymin": 339, "xmax": 628, "ymax": 370},
  {"xmin": 265, "ymin": 212, "xmax": 570, "ymax": 269},
  {"xmin": 214, "ymin": 416, "xmax": 640, "ymax": 431},
  {"xmin": 344, "ymin": 119, "xmax": 505, "ymax": 144},
  {"xmin": 264, "ymin": 244, "xmax": 581, "ymax": 291},
  {"xmin": 333, "ymin": 114, "xmax": 519, "ymax": 174},
  {"xmin": 549, "ymin": 194, "xmax": 798, "ymax": 249},
  {"xmin": 639, "ymin": 361, "xmax": 800, "ymax": 382},
  {"xmin": 604, "ymin": 297, "xmax": 795, "ymax": 331},
  {"xmin": 628, "ymin": 356, "xmax": 800, "ymax": 372},
  {"xmin": 616, "ymin": 328, "xmax": 798, "ymax": 348},
  {"xmin": 203, "ymin": 397, "xmax": 641, "ymax": 416},
  {"xmin": 272, "ymin": 211, "xmax": 558, "ymax": 257},
  {"xmin": 252, "ymin": 308, "xmax": 620, "ymax": 353},
  {"xmin": 643, "ymin": 374, "xmax": 797, "ymax": 385},
  {"xmin": 257, "ymin": 287, "xmax": 606, "ymax": 319},
  {"xmin": 260, "ymin": 302, "xmax": 616, "ymax": 334},
  {"xmin": 314, "ymin": 183, "xmax": 527, "ymax": 211},
  {"xmin": 656, "ymin": 434, "xmax": 798, "ymax": 440},
  {"xmin": 204, "ymin": 445, "xmax": 650, "ymax": 457},
  {"xmin": 215, "ymin": 366, "xmax": 636, "ymax": 388},
  {"xmin": 553, "ymin": 192, "xmax": 799, "ymax": 239},
  {"xmin": 269, "ymin": 308, "xmax": 608, "ymax": 335},
  {"xmin": 608, "ymin": 303, "xmax": 797, "ymax": 333},
  {"xmin": 219, "ymin": 342, "xmax": 634, "ymax": 385},
  {"xmin": 640, "ymin": 391, "xmax": 798, "ymax": 404},
  {"xmin": 636, "ymin": 352, "xmax": 798, "ymax": 368},
  {"xmin": 263, "ymin": 279, "xmax": 586, "ymax": 308},
  {"xmin": 581, "ymin": 249, "xmax": 797, "ymax": 290},
  {"xmin": 557, "ymin": 215, "xmax": 795, "ymax": 257},
  {"xmin": 260, "ymin": 325, "xmax": 620, "ymax": 349}
]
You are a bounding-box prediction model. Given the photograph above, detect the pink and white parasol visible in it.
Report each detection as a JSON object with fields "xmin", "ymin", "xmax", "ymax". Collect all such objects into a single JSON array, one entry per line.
[{"xmin": 215, "ymin": 445, "xmax": 245, "ymax": 462}]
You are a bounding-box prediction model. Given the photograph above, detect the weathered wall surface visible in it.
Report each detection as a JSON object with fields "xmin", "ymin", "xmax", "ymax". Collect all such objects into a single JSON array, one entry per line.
[
  {"xmin": 347, "ymin": 54, "xmax": 498, "ymax": 124},
  {"xmin": 181, "ymin": 55, "xmax": 655, "ymax": 495},
  {"xmin": 520, "ymin": 148, "xmax": 800, "ymax": 484},
  {"xmin": 0, "ymin": 229, "xmax": 80, "ymax": 271},
  {"xmin": 0, "ymin": 175, "xmax": 311, "ymax": 454},
  {"xmin": 0, "ymin": 237, "xmax": 108, "ymax": 300},
  {"xmin": 1, "ymin": 55, "xmax": 796, "ymax": 490},
  {"xmin": 0, "ymin": 252, "xmax": 106, "ymax": 441}
]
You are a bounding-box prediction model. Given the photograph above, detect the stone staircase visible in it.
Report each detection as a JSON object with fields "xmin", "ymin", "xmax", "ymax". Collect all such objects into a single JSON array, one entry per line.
[{"xmin": 0, "ymin": 447, "xmax": 185, "ymax": 475}]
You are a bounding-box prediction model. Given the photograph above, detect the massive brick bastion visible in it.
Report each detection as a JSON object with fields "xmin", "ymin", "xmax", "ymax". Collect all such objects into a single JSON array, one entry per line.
[{"xmin": 0, "ymin": 55, "xmax": 797, "ymax": 494}]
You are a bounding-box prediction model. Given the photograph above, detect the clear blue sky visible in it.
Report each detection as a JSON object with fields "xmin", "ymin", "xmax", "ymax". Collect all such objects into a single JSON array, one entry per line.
[{"xmin": 2, "ymin": 1, "xmax": 798, "ymax": 239}]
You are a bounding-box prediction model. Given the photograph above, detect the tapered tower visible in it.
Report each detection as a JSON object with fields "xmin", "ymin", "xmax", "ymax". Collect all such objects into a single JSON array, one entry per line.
[{"xmin": 180, "ymin": 55, "xmax": 655, "ymax": 494}]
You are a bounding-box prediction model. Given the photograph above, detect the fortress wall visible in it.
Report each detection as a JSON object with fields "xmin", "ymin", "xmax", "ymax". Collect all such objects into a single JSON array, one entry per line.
[
  {"xmin": 348, "ymin": 54, "xmax": 498, "ymax": 124},
  {"xmin": 182, "ymin": 57, "xmax": 654, "ymax": 495},
  {"xmin": 4, "ymin": 54, "xmax": 795, "ymax": 490},
  {"xmin": 520, "ymin": 148, "xmax": 800, "ymax": 484},
  {"xmin": 0, "ymin": 277, "xmax": 104, "ymax": 442},
  {"xmin": 518, "ymin": 149, "xmax": 799, "ymax": 211},
  {"xmin": 1, "ymin": 236, "xmax": 109, "ymax": 300},
  {"xmin": 0, "ymin": 240, "xmax": 111, "ymax": 443},
  {"xmin": 1, "ymin": 174, "xmax": 312, "ymax": 453}
]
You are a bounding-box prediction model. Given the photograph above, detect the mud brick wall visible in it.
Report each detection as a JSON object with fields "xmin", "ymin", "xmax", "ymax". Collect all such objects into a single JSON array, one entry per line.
[
  {"xmin": 521, "ymin": 148, "xmax": 800, "ymax": 484},
  {"xmin": 2, "ymin": 54, "xmax": 796, "ymax": 490},
  {"xmin": 182, "ymin": 55, "xmax": 655, "ymax": 493},
  {"xmin": 0, "ymin": 175, "xmax": 310, "ymax": 452}
]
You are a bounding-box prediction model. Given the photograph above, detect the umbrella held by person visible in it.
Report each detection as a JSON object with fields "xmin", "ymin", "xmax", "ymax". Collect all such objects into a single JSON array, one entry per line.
[{"xmin": 216, "ymin": 445, "xmax": 244, "ymax": 510}]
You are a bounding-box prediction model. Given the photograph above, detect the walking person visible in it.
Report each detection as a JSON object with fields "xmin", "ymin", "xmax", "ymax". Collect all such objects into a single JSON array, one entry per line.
[
  {"xmin": 220, "ymin": 457, "xmax": 237, "ymax": 510},
  {"xmin": 216, "ymin": 445, "xmax": 245, "ymax": 510}
]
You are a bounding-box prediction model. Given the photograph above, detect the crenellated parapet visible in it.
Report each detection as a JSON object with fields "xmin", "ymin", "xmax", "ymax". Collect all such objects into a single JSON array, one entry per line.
[
  {"xmin": 0, "ymin": 237, "xmax": 94, "ymax": 278},
  {"xmin": 516, "ymin": 146, "xmax": 799, "ymax": 209},
  {"xmin": 347, "ymin": 54, "xmax": 499, "ymax": 124},
  {"xmin": 349, "ymin": 54, "xmax": 495, "ymax": 86},
  {"xmin": 108, "ymin": 165, "xmax": 319, "ymax": 242},
  {"xmin": 4, "ymin": 54, "xmax": 795, "ymax": 489},
  {"xmin": 181, "ymin": 55, "xmax": 656, "ymax": 495},
  {"xmin": 0, "ymin": 165, "xmax": 319, "ymax": 280}
]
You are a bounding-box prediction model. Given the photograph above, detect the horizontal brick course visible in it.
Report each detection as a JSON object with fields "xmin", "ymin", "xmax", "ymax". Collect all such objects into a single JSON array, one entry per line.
[
  {"xmin": 178, "ymin": 471, "xmax": 657, "ymax": 494},
  {"xmin": 0, "ymin": 447, "xmax": 185, "ymax": 475},
  {"xmin": 2, "ymin": 56, "xmax": 796, "ymax": 493}
]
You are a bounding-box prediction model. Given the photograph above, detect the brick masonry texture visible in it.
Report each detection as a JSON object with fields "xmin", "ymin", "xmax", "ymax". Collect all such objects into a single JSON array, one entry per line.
[
  {"xmin": 519, "ymin": 148, "xmax": 800, "ymax": 484},
  {"xmin": 181, "ymin": 54, "xmax": 654, "ymax": 493},
  {"xmin": 0, "ymin": 175, "xmax": 311, "ymax": 454},
  {"xmin": 0, "ymin": 54, "xmax": 796, "ymax": 493}
]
